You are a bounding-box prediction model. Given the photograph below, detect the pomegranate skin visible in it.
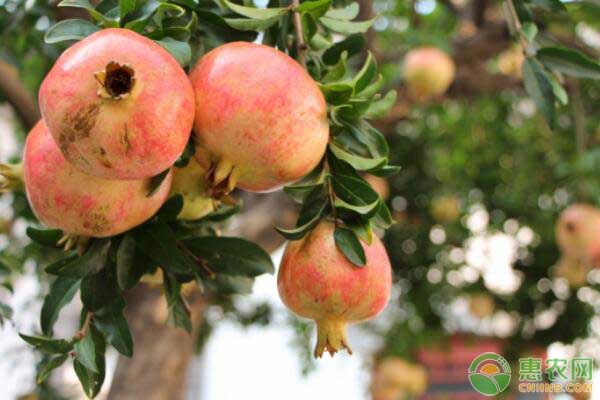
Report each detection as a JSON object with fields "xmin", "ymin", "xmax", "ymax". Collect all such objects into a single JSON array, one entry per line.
[
  {"xmin": 189, "ymin": 42, "xmax": 329, "ymax": 192},
  {"xmin": 403, "ymin": 47, "xmax": 455, "ymax": 100},
  {"xmin": 278, "ymin": 221, "xmax": 392, "ymax": 357},
  {"xmin": 38, "ymin": 28, "xmax": 194, "ymax": 180},
  {"xmin": 556, "ymin": 204, "xmax": 600, "ymax": 268},
  {"xmin": 23, "ymin": 121, "xmax": 172, "ymax": 237}
]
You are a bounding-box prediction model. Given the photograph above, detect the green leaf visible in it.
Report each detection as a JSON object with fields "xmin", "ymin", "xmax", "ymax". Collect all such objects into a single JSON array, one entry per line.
[
  {"xmin": 224, "ymin": 16, "xmax": 282, "ymax": 31},
  {"xmin": 329, "ymin": 141, "xmax": 387, "ymax": 171},
  {"xmin": 162, "ymin": 272, "xmax": 192, "ymax": 333},
  {"xmin": 325, "ymin": 2, "xmax": 359, "ymax": 20},
  {"xmin": 116, "ymin": 234, "xmax": 137, "ymax": 290},
  {"xmin": 334, "ymin": 227, "xmax": 366, "ymax": 266},
  {"xmin": 322, "ymin": 34, "xmax": 365, "ymax": 65},
  {"xmin": 295, "ymin": 0, "xmax": 331, "ymax": 18},
  {"xmin": 353, "ymin": 52, "xmax": 377, "ymax": 93},
  {"xmin": 522, "ymin": 58, "xmax": 555, "ymax": 126},
  {"xmin": 0, "ymin": 301, "xmax": 12, "ymax": 326},
  {"xmin": 206, "ymin": 275, "xmax": 254, "ymax": 295},
  {"xmin": 154, "ymin": 37, "xmax": 191, "ymax": 66},
  {"xmin": 301, "ymin": 13, "xmax": 318, "ymax": 42},
  {"xmin": 157, "ymin": 195, "xmax": 185, "ymax": 222},
  {"xmin": 364, "ymin": 90, "xmax": 397, "ymax": 119},
  {"xmin": 526, "ymin": 0, "xmax": 566, "ymax": 12},
  {"xmin": 124, "ymin": 0, "xmax": 161, "ymax": 31},
  {"xmin": 41, "ymin": 277, "xmax": 80, "ymax": 336},
  {"xmin": 372, "ymin": 200, "xmax": 394, "ymax": 229},
  {"xmin": 547, "ymin": 73, "xmax": 569, "ymax": 105},
  {"xmin": 37, "ymin": 354, "xmax": 69, "ymax": 384},
  {"xmin": 222, "ymin": 0, "xmax": 288, "ymax": 19},
  {"xmin": 276, "ymin": 186, "xmax": 328, "ymax": 240},
  {"xmin": 320, "ymin": 82, "xmax": 354, "ymax": 104},
  {"xmin": 26, "ymin": 227, "xmax": 62, "ymax": 247},
  {"xmin": 521, "ymin": 22, "xmax": 538, "ymax": 43},
  {"xmin": 44, "ymin": 19, "xmax": 101, "ymax": 44},
  {"xmin": 322, "ymin": 51, "xmax": 348, "ymax": 83},
  {"xmin": 46, "ymin": 239, "xmax": 111, "ymax": 278},
  {"xmin": 74, "ymin": 328, "xmax": 98, "ymax": 373},
  {"xmin": 536, "ymin": 47, "xmax": 600, "ymax": 79},
  {"xmin": 73, "ymin": 326, "xmax": 105, "ymax": 399},
  {"xmin": 80, "ymin": 266, "xmax": 121, "ymax": 312},
  {"xmin": 347, "ymin": 218, "xmax": 373, "ymax": 245},
  {"xmin": 19, "ymin": 334, "xmax": 73, "ymax": 354},
  {"xmin": 119, "ymin": 0, "xmax": 136, "ymax": 20},
  {"xmin": 184, "ymin": 237, "xmax": 274, "ymax": 277},
  {"xmin": 58, "ymin": 0, "xmax": 119, "ymax": 27},
  {"xmin": 319, "ymin": 16, "xmax": 374, "ymax": 34},
  {"xmin": 94, "ymin": 309, "xmax": 133, "ymax": 357},
  {"xmin": 133, "ymin": 222, "xmax": 197, "ymax": 275}
]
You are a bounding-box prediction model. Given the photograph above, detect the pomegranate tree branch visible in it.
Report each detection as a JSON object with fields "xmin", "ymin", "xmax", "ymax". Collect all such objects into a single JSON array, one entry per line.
[
  {"xmin": 74, "ymin": 311, "xmax": 94, "ymax": 341},
  {"xmin": 291, "ymin": 0, "xmax": 307, "ymax": 68},
  {"xmin": 504, "ymin": 0, "xmax": 529, "ymax": 52},
  {"xmin": 0, "ymin": 60, "xmax": 40, "ymax": 129}
]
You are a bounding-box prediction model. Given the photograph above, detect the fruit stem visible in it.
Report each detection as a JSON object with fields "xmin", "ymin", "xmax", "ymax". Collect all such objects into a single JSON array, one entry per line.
[
  {"xmin": 0, "ymin": 163, "xmax": 24, "ymax": 193},
  {"xmin": 291, "ymin": 0, "xmax": 307, "ymax": 68},
  {"xmin": 314, "ymin": 318, "xmax": 352, "ymax": 358}
]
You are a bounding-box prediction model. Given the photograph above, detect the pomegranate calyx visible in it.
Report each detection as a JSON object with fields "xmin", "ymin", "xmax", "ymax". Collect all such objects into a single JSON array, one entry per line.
[
  {"xmin": 314, "ymin": 318, "xmax": 353, "ymax": 358},
  {"xmin": 0, "ymin": 163, "xmax": 23, "ymax": 192},
  {"xmin": 94, "ymin": 61, "xmax": 136, "ymax": 99}
]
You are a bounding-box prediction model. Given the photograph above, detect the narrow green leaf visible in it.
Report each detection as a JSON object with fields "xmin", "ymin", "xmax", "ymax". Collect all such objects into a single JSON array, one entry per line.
[
  {"xmin": 224, "ymin": 16, "xmax": 282, "ymax": 31},
  {"xmin": 537, "ymin": 47, "xmax": 600, "ymax": 79},
  {"xmin": 37, "ymin": 354, "xmax": 69, "ymax": 384},
  {"xmin": 46, "ymin": 239, "xmax": 111, "ymax": 278},
  {"xmin": 116, "ymin": 234, "xmax": 136, "ymax": 290},
  {"xmin": 334, "ymin": 227, "xmax": 366, "ymax": 266},
  {"xmin": 521, "ymin": 22, "xmax": 538, "ymax": 43},
  {"xmin": 322, "ymin": 51, "xmax": 348, "ymax": 83},
  {"xmin": 162, "ymin": 272, "xmax": 192, "ymax": 333},
  {"xmin": 319, "ymin": 16, "xmax": 374, "ymax": 34},
  {"xmin": 73, "ymin": 326, "xmax": 105, "ymax": 398},
  {"xmin": 184, "ymin": 237, "xmax": 274, "ymax": 276},
  {"xmin": 320, "ymin": 82, "xmax": 354, "ymax": 104},
  {"xmin": 522, "ymin": 58, "xmax": 555, "ymax": 126},
  {"xmin": 329, "ymin": 141, "xmax": 387, "ymax": 171},
  {"xmin": 41, "ymin": 277, "xmax": 80, "ymax": 336},
  {"xmin": 322, "ymin": 34, "xmax": 365, "ymax": 65},
  {"xmin": 295, "ymin": 0, "xmax": 331, "ymax": 18},
  {"xmin": 222, "ymin": 0, "xmax": 288, "ymax": 19},
  {"xmin": 372, "ymin": 200, "xmax": 394, "ymax": 229},
  {"xmin": 80, "ymin": 266, "xmax": 121, "ymax": 312},
  {"xmin": 364, "ymin": 90, "xmax": 397, "ymax": 119},
  {"xmin": 26, "ymin": 227, "xmax": 62, "ymax": 247},
  {"xmin": 547, "ymin": 73, "xmax": 569, "ymax": 105},
  {"xmin": 74, "ymin": 329, "xmax": 98, "ymax": 373},
  {"xmin": 325, "ymin": 2, "xmax": 359, "ymax": 20},
  {"xmin": 119, "ymin": 0, "xmax": 136, "ymax": 20},
  {"xmin": 44, "ymin": 19, "xmax": 101, "ymax": 44},
  {"xmin": 19, "ymin": 334, "xmax": 73, "ymax": 354},
  {"xmin": 58, "ymin": 0, "xmax": 119, "ymax": 27},
  {"xmin": 94, "ymin": 309, "xmax": 133, "ymax": 357},
  {"xmin": 353, "ymin": 52, "xmax": 377, "ymax": 93},
  {"xmin": 526, "ymin": 0, "xmax": 566, "ymax": 12}
]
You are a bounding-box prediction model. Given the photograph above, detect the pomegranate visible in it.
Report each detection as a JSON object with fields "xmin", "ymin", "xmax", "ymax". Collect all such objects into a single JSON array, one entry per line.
[
  {"xmin": 278, "ymin": 221, "xmax": 392, "ymax": 357},
  {"xmin": 430, "ymin": 194, "xmax": 461, "ymax": 223},
  {"xmin": 371, "ymin": 358, "xmax": 428, "ymax": 400},
  {"xmin": 555, "ymin": 257, "xmax": 589, "ymax": 287},
  {"xmin": 19, "ymin": 121, "xmax": 172, "ymax": 237},
  {"xmin": 403, "ymin": 47, "xmax": 455, "ymax": 101},
  {"xmin": 38, "ymin": 28, "xmax": 194, "ymax": 180},
  {"xmin": 170, "ymin": 148, "xmax": 217, "ymax": 220},
  {"xmin": 556, "ymin": 204, "xmax": 600, "ymax": 268},
  {"xmin": 189, "ymin": 42, "xmax": 329, "ymax": 192},
  {"xmin": 468, "ymin": 293, "xmax": 495, "ymax": 319},
  {"xmin": 364, "ymin": 175, "xmax": 390, "ymax": 200}
]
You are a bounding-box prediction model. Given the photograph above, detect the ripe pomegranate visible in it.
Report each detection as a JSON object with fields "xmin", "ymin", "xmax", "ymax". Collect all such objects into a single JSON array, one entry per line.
[
  {"xmin": 38, "ymin": 28, "xmax": 194, "ymax": 180},
  {"xmin": 170, "ymin": 149, "xmax": 217, "ymax": 220},
  {"xmin": 371, "ymin": 358, "xmax": 428, "ymax": 400},
  {"xmin": 403, "ymin": 47, "xmax": 455, "ymax": 101},
  {"xmin": 278, "ymin": 221, "xmax": 392, "ymax": 357},
  {"xmin": 364, "ymin": 175, "xmax": 390, "ymax": 200},
  {"xmin": 189, "ymin": 42, "xmax": 329, "ymax": 192},
  {"xmin": 556, "ymin": 204, "xmax": 600, "ymax": 268},
  {"xmin": 20, "ymin": 121, "xmax": 172, "ymax": 237}
]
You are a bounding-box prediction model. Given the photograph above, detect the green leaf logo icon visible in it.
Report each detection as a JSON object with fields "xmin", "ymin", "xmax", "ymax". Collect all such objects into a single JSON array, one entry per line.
[{"xmin": 468, "ymin": 352, "xmax": 512, "ymax": 396}]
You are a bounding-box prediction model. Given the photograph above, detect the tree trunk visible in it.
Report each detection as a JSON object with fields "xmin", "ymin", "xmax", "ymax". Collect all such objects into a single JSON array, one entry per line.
[{"xmin": 107, "ymin": 192, "xmax": 295, "ymax": 400}]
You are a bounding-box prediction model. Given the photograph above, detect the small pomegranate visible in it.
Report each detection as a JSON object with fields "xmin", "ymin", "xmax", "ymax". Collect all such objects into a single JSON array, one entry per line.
[
  {"xmin": 555, "ymin": 257, "xmax": 589, "ymax": 287},
  {"xmin": 39, "ymin": 28, "xmax": 194, "ymax": 180},
  {"xmin": 371, "ymin": 358, "xmax": 428, "ymax": 400},
  {"xmin": 430, "ymin": 195, "xmax": 461, "ymax": 223},
  {"xmin": 278, "ymin": 221, "xmax": 392, "ymax": 357},
  {"xmin": 403, "ymin": 47, "xmax": 455, "ymax": 101},
  {"xmin": 556, "ymin": 204, "xmax": 600, "ymax": 268},
  {"xmin": 20, "ymin": 121, "xmax": 172, "ymax": 237},
  {"xmin": 189, "ymin": 42, "xmax": 329, "ymax": 192}
]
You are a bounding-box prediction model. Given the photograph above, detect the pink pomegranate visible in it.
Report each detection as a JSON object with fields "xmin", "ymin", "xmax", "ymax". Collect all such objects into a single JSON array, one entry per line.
[
  {"xmin": 189, "ymin": 42, "xmax": 329, "ymax": 192},
  {"xmin": 403, "ymin": 47, "xmax": 455, "ymax": 101},
  {"xmin": 556, "ymin": 204, "xmax": 600, "ymax": 268},
  {"xmin": 278, "ymin": 221, "xmax": 392, "ymax": 357},
  {"xmin": 38, "ymin": 28, "xmax": 194, "ymax": 180},
  {"xmin": 21, "ymin": 121, "xmax": 172, "ymax": 237}
]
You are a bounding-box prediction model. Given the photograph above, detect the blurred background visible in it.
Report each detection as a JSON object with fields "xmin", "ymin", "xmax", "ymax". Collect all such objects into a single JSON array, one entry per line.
[{"xmin": 1, "ymin": 0, "xmax": 600, "ymax": 398}]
